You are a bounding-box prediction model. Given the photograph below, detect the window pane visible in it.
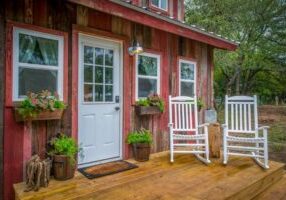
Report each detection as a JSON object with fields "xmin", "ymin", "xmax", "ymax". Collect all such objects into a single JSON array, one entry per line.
[
  {"xmin": 95, "ymin": 85, "xmax": 103, "ymax": 101},
  {"xmin": 181, "ymin": 63, "xmax": 194, "ymax": 80},
  {"xmin": 152, "ymin": 0, "xmax": 159, "ymax": 7},
  {"xmin": 105, "ymin": 85, "xmax": 113, "ymax": 102},
  {"xmin": 105, "ymin": 68, "xmax": 113, "ymax": 84},
  {"xmin": 181, "ymin": 81, "xmax": 194, "ymax": 97},
  {"xmin": 161, "ymin": 0, "xmax": 167, "ymax": 9},
  {"xmin": 138, "ymin": 55, "xmax": 158, "ymax": 76},
  {"xmin": 105, "ymin": 50, "xmax": 114, "ymax": 66},
  {"xmin": 19, "ymin": 67, "xmax": 57, "ymax": 96},
  {"xmin": 95, "ymin": 48, "xmax": 104, "ymax": 65},
  {"xmin": 84, "ymin": 46, "xmax": 93, "ymax": 64},
  {"xmin": 138, "ymin": 78, "xmax": 157, "ymax": 98},
  {"xmin": 84, "ymin": 65, "xmax": 93, "ymax": 83},
  {"xmin": 95, "ymin": 66, "xmax": 103, "ymax": 83},
  {"xmin": 19, "ymin": 33, "xmax": 58, "ymax": 66},
  {"xmin": 84, "ymin": 84, "xmax": 93, "ymax": 102}
]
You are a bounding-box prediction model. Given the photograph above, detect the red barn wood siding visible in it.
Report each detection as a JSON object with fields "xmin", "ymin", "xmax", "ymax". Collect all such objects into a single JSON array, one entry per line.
[
  {"xmin": 4, "ymin": 16, "xmax": 69, "ymax": 199},
  {"xmin": 0, "ymin": 12, "xmax": 5, "ymax": 200},
  {"xmin": 2, "ymin": 1, "xmax": 219, "ymax": 199}
]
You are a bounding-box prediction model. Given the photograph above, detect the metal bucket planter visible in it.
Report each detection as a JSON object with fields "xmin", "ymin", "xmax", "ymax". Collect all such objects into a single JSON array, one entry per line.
[{"xmin": 132, "ymin": 143, "xmax": 151, "ymax": 162}]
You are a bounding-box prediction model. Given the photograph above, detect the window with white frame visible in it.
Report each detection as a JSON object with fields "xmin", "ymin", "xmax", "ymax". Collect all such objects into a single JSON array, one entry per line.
[
  {"xmin": 136, "ymin": 53, "xmax": 160, "ymax": 99},
  {"xmin": 151, "ymin": 0, "xmax": 168, "ymax": 11},
  {"xmin": 179, "ymin": 59, "xmax": 196, "ymax": 97},
  {"xmin": 13, "ymin": 28, "xmax": 64, "ymax": 101}
]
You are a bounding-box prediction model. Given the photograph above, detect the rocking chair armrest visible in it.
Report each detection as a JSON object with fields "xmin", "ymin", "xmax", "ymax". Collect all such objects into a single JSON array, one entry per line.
[
  {"xmin": 221, "ymin": 124, "xmax": 227, "ymax": 128},
  {"xmin": 257, "ymin": 126, "xmax": 269, "ymax": 138},
  {"xmin": 168, "ymin": 123, "xmax": 173, "ymax": 128},
  {"xmin": 257, "ymin": 126, "xmax": 270, "ymax": 130},
  {"xmin": 198, "ymin": 123, "xmax": 209, "ymax": 128}
]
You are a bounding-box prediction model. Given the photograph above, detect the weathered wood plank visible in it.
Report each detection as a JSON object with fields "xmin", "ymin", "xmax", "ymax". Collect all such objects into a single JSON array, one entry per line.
[
  {"xmin": 253, "ymin": 173, "xmax": 286, "ymax": 200},
  {"xmin": 88, "ymin": 9, "xmax": 112, "ymax": 32},
  {"xmin": 14, "ymin": 152, "xmax": 285, "ymax": 200},
  {"xmin": 0, "ymin": 13, "xmax": 5, "ymax": 200}
]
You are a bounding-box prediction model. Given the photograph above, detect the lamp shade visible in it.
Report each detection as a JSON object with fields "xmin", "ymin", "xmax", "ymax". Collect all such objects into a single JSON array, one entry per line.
[{"xmin": 128, "ymin": 41, "xmax": 143, "ymax": 55}]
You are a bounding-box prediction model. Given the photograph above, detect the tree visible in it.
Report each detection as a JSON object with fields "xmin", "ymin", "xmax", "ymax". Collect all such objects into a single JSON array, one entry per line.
[{"xmin": 185, "ymin": 0, "xmax": 286, "ymax": 104}]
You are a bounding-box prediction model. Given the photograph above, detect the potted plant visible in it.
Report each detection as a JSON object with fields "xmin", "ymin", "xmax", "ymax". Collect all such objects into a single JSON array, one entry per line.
[
  {"xmin": 48, "ymin": 134, "xmax": 79, "ymax": 180},
  {"xmin": 15, "ymin": 90, "xmax": 66, "ymax": 122},
  {"xmin": 127, "ymin": 129, "xmax": 153, "ymax": 162},
  {"xmin": 135, "ymin": 93, "xmax": 165, "ymax": 115}
]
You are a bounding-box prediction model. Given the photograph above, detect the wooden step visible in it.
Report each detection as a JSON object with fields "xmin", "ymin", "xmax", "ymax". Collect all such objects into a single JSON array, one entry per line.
[{"xmin": 253, "ymin": 172, "xmax": 286, "ymax": 200}]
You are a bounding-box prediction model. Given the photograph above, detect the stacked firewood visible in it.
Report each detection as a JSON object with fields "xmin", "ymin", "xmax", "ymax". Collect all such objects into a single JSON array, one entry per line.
[{"xmin": 25, "ymin": 155, "xmax": 52, "ymax": 192}]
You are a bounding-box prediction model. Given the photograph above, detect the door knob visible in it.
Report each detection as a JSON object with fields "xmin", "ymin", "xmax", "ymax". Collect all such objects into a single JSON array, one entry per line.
[{"xmin": 115, "ymin": 106, "xmax": 120, "ymax": 111}]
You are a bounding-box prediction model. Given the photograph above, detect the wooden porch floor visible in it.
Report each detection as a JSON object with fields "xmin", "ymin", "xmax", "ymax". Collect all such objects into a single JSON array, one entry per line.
[{"xmin": 14, "ymin": 152, "xmax": 285, "ymax": 200}]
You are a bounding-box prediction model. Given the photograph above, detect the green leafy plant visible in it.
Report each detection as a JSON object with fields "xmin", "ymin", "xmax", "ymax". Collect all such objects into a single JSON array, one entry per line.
[
  {"xmin": 127, "ymin": 129, "xmax": 153, "ymax": 144},
  {"xmin": 48, "ymin": 134, "xmax": 79, "ymax": 164},
  {"xmin": 17, "ymin": 90, "xmax": 66, "ymax": 119},
  {"xmin": 135, "ymin": 93, "xmax": 165, "ymax": 112},
  {"xmin": 197, "ymin": 98, "xmax": 204, "ymax": 110}
]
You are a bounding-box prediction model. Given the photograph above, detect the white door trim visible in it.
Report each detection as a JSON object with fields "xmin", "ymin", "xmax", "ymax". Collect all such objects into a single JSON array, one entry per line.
[{"xmin": 78, "ymin": 33, "xmax": 123, "ymax": 168}]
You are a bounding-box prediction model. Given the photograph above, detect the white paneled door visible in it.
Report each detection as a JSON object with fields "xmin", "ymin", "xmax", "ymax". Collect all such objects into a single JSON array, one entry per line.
[{"xmin": 78, "ymin": 35, "xmax": 122, "ymax": 167}]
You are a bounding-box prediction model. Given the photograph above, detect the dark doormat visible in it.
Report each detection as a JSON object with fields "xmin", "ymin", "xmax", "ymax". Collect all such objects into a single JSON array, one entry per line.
[{"xmin": 78, "ymin": 160, "xmax": 138, "ymax": 179}]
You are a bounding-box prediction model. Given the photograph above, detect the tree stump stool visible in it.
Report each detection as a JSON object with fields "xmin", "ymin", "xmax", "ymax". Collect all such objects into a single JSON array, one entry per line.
[{"xmin": 208, "ymin": 123, "xmax": 222, "ymax": 158}]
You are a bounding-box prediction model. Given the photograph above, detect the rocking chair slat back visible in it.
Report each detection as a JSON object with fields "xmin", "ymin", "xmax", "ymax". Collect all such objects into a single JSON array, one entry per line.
[
  {"xmin": 169, "ymin": 96, "xmax": 198, "ymax": 132},
  {"xmin": 225, "ymin": 95, "xmax": 258, "ymax": 133}
]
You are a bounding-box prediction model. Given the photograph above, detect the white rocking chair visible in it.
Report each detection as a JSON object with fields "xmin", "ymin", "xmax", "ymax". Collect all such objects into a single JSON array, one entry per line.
[
  {"xmin": 168, "ymin": 96, "xmax": 210, "ymax": 164},
  {"xmin": 223, "ymin": 95, "xmax": 269, "ymax": 169}
]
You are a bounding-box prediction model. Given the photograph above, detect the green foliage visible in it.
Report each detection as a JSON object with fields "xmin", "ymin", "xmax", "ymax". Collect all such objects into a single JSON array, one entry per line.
[
  {"xmin": 17, "ymin": 90, "xmax": 67, "ymax": 119},
  {"xmin": 127, "ymin": 129, "xmax": 153, "ymax": 144},
  {"xmin": 197, "ymin": 98, "xmax": 204, "ymax": 110},
  {"xmin": 185, "ymin": 0, "xmax": 286, "ymax": 104},
  {"xmin": 49, "ymin": 134, "xmax": 79, "ymax": 164},
  {"xmin": 136, "ymin": 94, "xmax": 165, "ymax": 112}
]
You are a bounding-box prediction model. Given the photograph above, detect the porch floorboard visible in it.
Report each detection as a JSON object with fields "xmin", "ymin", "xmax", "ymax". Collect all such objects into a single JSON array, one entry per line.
[{"xmin": 14, "ymin": 151, "xmax": 285, "ymax": 200}]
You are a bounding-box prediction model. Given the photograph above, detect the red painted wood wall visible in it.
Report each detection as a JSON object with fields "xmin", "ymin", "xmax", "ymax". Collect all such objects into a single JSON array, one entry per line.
[{"xmin": 2, "ymin": 0, "xmax": 215, "ymax": 199}]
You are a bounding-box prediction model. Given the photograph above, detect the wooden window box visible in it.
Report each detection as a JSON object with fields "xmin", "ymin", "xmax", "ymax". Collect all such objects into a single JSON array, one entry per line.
[
  {"xmin": 14, "ymin": 109, "xmax": 64, "ymax": 122},
  {"xmin": 135, "ymin": 106, "xmax": 162, "ymax": 116}
]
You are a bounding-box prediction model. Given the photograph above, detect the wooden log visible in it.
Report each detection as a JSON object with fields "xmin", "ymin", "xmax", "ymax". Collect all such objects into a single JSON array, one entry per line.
[{"xmin": 208, "ymin": 123, "xmax": 221, "ymax": 158}]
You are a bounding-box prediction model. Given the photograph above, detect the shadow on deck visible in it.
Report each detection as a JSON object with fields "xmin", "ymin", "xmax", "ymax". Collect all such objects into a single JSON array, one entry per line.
[{"xmin": 14, "ymin": 152, "xmax": 285, "ymax": 200}]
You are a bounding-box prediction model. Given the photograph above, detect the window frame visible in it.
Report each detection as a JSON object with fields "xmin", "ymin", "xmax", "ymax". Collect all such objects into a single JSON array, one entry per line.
[
  {"xmin": 150, "ymin": 0, "xmax": 169, "ymax": 12},
  {"xmin": 12, "ymin": 27, "xmax": 64, "ymax": 101},
  {"xmin": 179, "ymin": 59, "xmax": 197, "ymax": 97},
  {"xmin": 135, "ymin": 52, "xmax": 161, "ymax": 100}
]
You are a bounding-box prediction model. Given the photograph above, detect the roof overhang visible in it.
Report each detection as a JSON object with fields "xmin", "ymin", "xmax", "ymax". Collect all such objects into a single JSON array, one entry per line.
[{"xmin": 68, "ymin": 0, "xmax": 238, "ymax": 51}]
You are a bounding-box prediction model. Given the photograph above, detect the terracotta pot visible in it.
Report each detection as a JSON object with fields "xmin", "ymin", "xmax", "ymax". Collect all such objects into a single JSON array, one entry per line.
[
  {"xmin": 53, "ymin": 155, "xmax": 75, "ymax": 180},
  {"xmin": 132, "ymin": 143, "xmax": 151, "ymax": 162},
  {"xmin": 14, "ymin": 109, "xmax": 64, "ymax": 122}
]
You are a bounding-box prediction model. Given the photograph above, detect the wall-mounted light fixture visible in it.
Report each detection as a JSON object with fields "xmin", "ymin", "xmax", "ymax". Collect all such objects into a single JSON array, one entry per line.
[
  {"xmin": 128, "ymin": 23, "xmax": 144, "ymax": 56},
  {"xmin": 128, "ymin": 40, "xmax": 143, "ymax": 55}
]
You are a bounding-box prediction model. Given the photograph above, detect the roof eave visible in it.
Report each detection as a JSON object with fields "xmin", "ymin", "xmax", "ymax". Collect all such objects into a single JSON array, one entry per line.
[{"xmin": 68, "ymin": 0, "xmax": 238, "ymax": 51}]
